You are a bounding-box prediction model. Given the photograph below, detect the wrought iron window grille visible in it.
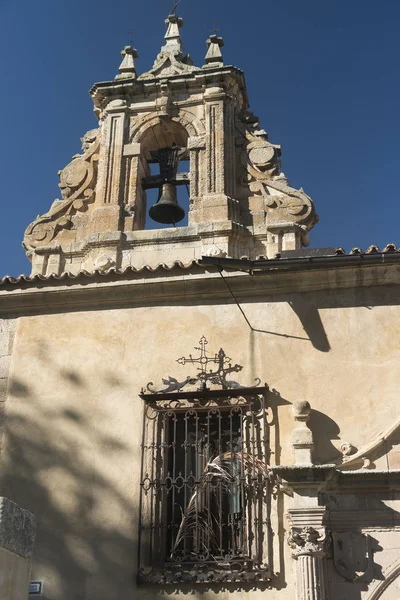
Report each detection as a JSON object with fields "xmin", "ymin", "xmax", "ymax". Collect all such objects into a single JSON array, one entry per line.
[{"xmin": 137, "ymin": 338, "xmax": 273, "ymax": 585}]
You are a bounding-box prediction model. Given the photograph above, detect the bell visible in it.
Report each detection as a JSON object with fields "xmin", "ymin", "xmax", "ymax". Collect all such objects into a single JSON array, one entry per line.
[{"xmin": 149, "ymin": 182, "xmax": 185, "ymax": 225}]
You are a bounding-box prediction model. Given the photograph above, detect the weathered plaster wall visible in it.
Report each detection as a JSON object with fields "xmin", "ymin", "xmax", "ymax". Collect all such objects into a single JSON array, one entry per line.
[
  {"xmin": 0, "ymin": 547, "xmax": 32, "ymax": 599},
  {"xmin": 0, "ymin": 280, "xmax": 399, "ymax": 599}
]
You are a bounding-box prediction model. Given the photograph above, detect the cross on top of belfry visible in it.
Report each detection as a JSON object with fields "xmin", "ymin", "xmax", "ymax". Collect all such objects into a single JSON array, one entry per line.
[
  {"xmin": 212, "ymin": 20, "xmax": 221, "ymax": 36},
  {"xmin": 171, "ymin": 0, "xmax": 181, "ymax": 15}
]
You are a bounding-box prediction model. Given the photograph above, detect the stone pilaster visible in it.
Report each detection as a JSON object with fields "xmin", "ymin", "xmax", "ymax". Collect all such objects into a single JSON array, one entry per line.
[
  {"xmin": 288, "ymin": 523, "xmax": 330, "ymax": 600},
  {"xmin": 275, "ymin": 402, "xmax": 332, "ymax": 600},
  {"xmin": 98, "ymin": 99, "xmax": 128, "ymax": 206},
  {"xmin": 202, "ymin": 86, "xmax": 234, "ymax": 223}
]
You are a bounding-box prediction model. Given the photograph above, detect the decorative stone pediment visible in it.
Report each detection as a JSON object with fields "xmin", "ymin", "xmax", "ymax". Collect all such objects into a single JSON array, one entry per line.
[{"xmin": 138, "ymin": 53, "xmax": 200, "ymax": 80}]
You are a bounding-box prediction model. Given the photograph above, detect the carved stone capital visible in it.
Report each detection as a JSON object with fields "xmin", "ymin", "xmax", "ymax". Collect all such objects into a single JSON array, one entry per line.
[{"xmin": 288, "ymin": 526, "xmax": 331, "ymax": 559}]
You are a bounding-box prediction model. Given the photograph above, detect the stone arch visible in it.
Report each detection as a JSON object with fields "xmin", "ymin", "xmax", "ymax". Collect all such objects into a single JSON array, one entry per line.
[
  {"xmin": 367, "ymin": 558, "xmax": 400, "ymax": 600},
  {"xmin": 130, "ymin": 110, "xmax": 204, "ymax": 144}
]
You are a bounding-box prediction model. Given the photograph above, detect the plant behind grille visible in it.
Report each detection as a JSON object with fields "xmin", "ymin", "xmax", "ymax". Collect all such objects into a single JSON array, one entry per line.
[{"xmin": 173, "ymin": 451, "xmax": 270, "ymax": 556}]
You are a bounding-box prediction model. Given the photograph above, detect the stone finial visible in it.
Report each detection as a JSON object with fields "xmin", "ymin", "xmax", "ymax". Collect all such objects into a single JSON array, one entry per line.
[
  {"xmin": 204, "ymin": 33, "xmax": 224, "ymax": 67},
  {"xmin": 162, "ymin": 14, "xmax": 184, "ymax": 53},
  {"xmin": 138, "ymin": 13, "xmax": 199, "ymax": 80},
  {"xmin": 292, "ymin": 400, "xmax": 314, "ymax": 465},
  {"xmin": 115, "ymin": 45, "xmax": 139, "ymax": 81}
]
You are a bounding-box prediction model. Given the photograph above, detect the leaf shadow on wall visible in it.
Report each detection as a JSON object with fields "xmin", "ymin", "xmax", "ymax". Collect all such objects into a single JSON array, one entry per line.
[{"xmin": 1, "ymin": 357, "xmax": 138, "ymax": 600}]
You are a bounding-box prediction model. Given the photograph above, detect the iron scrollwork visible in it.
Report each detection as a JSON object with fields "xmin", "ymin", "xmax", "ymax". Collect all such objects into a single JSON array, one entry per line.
[
  {"xmin": 138, "ymin": 340, "xmax": 271, "ymax": 585},
  {"xmin": 143, "ymin": 336, "xmax": 261, "ymax": 394}
]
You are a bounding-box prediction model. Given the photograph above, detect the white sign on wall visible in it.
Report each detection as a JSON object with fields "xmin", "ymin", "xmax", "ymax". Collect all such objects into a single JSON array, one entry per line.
[{"xmin": 29, "ymin": 581, "xmax": 43, "ymax": 595}]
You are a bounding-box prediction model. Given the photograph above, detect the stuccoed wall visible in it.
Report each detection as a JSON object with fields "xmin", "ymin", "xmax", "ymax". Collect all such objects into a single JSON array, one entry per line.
[{"xmin": 0, "ymin": 266, "xmax": 399, "ymax": 599}]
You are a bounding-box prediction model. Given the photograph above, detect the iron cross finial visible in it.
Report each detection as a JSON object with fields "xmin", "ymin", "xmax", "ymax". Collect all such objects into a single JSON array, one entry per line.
[
  {"xmin": 171, "ymin": 0, "xmax": 181, "ymax": 14},
  {"xmin": 128, "ymin": 31, "xmax": 134, "ymax": 45},
  {"xmin": 212, "ymin": 20, "xmax": 221, "ymax": 36}
]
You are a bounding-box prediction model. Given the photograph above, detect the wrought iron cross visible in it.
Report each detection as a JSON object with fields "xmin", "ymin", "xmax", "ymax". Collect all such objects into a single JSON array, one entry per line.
[
  {"xmin": 177, "ymin": 336, "xmax": 242, "ymax": 389},
  {"xmin": 212, "ymin": 20, "xmax": 221, "ymax": 36}
]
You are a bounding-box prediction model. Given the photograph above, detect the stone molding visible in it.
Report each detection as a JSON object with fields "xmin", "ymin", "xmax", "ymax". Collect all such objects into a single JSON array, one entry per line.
[
  {"xmin": 0, "ymin": 262, "xmax": 399, "ymax": 316},
  {"xmin": 366, "ymin": 557, "xmax": 400, "ymax": 600},
  {"xmin": 0, "ymin": 498, "xmax": 36, "ymax": 558}
]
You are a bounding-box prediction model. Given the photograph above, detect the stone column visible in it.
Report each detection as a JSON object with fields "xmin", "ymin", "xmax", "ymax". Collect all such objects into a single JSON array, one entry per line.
[
  {"xmin": 0, "ymin": 497, "xmax": 36, "ymax": 600},
  {"xmin": 288, "ymin": 524, "xmax": 330, "ymax": 600},
  {"xmin": 273, "ymin": 401, "xmax": 333, "ymax": 600}
]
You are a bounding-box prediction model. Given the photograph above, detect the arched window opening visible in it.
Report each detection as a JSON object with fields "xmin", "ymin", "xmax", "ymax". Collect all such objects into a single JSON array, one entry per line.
[{"xmin": 140, "ymin": 120, "xmax": 190, "ymax": 230}]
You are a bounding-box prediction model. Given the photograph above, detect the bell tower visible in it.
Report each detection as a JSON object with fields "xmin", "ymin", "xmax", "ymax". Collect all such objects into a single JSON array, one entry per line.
[{"xmin": 24, "ymin": 13, "xmax": 318, "ymax": 276}]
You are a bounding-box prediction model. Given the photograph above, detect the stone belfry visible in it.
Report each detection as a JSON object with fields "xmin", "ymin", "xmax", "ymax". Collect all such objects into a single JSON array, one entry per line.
[{"xmin": 24, "ymin": 13, "xmax": 318, "ymax": 276}]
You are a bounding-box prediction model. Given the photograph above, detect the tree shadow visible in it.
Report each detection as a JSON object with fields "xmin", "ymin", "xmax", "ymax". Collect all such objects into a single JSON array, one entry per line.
[{"xmin": 0, "ymin": 364, "xmax": 137, "ymax": 600}]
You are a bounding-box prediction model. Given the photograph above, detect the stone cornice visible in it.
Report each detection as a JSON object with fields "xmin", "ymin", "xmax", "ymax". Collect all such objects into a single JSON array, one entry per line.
[
  {"xmin": 274, "ymin": 465, "xmax": 400, "ymax": 492},
  {"xmin": 90, "ymin": 65, "xmax": 247, "ymax": 108},
  {"xmin": 0, "ymin": 260, "xmax": 399, "ymax": 316}
]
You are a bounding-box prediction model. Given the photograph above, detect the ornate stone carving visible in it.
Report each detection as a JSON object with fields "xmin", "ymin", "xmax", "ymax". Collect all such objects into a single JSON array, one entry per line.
[
  {"xmin": 202, "ymin": 244, "xmax": 227, "ymax": 258},
  {"xmin": 23, "ymin": 129, "xmax": 100, "ymax": 252},
  {"xmin": 240, "ymin": 112, "xmax": 281, "ymax": 180},
  {"xmin": 240, "ymin": 110, "xmax": 318, "ymax": 230},
  {"xmin": 288, "ymin": 526, "xmax": 331, "ymax": 599},
  {"xmin": 288, "ymin": 526, "xmax": 330, "ymax": 558}
]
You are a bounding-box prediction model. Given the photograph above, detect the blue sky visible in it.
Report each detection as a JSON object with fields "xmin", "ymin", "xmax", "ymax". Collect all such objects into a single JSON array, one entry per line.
[{"xmin": 0, "ymin": 0, "xmax": 399, "ymax": 275}]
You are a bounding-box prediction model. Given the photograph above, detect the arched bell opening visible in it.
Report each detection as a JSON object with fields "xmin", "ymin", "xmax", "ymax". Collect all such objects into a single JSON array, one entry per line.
[{"xmin": 140, "ymin": 119, "xmax": 191, "ymax": 230}]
